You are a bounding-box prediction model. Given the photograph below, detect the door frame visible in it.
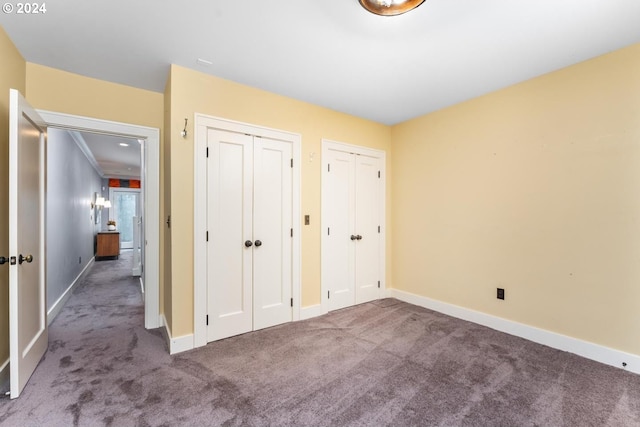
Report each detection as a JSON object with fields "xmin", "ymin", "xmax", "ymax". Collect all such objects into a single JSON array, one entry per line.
[
  {"xmin": 321, "ymin": 139, "xmax": 386, "ymax": 314},
  {"xmin": 193, "ymin": 114, "xmax": 301, "ymax": 349},
  {"xmin": 37, "ymin": 110, "xmax": 161, "ymax": 329},
  {"xmin": 109, "ymin": 187, "xmax": 142, "ymax": 249}
]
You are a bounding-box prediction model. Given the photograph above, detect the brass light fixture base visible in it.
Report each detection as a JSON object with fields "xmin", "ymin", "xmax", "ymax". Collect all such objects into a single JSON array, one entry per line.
[{"xmin": 358, "ymin": 0, "xmax": 426, "ymax": 16}]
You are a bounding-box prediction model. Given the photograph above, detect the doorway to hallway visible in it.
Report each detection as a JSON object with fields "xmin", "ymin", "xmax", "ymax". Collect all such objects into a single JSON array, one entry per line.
[
  {"xmin": 38, "ymin": 110, "xmax": 160, "ymax": 330},
  {"xmin": 110, "ymin": 188, "xmax": 141, "ymax": 250}
]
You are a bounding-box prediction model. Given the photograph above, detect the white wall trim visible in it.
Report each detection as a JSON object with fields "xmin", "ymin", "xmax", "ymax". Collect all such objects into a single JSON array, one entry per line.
[
  {"xmin": 390, "ymin": 288, "xmax": 640, "ymax": 375},
  {"xmin": 321, "ymin": 139, "xmax": 386, "ymax": 314},
  {"xmin": 300, "ymin": 304, "xmax": 324, "ymax": 320},
  {"xmin": 193, "ymin": 114, "xmax": 302, "ymax": 349},
  {"xmin": 47, "ymin": 257, "xmax": 95, "ymax": 325},
  {"xmin": 161, "ymin": 314, "xmax": 194, "ymax": 355},
  {"xmin": 37, "ymin": 109, "xmax": 161, "ymax": 330}
]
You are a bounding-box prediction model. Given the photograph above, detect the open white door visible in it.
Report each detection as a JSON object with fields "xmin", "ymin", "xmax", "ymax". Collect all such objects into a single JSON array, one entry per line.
[{"xmin": 8, "ymin": 89, "xmax": 48, "ymax": 399}]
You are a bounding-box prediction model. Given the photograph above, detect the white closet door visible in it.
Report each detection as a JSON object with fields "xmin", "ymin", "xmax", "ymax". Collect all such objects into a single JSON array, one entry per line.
[
  {"xmin": 253, "ymin": 137, "xmax": 293, "ymax": 330},
  {"xmin": 326, "ymin": 149, "xmax": 356, "ymax": 311},
  {"xmin": 207, "ymin": 129, "xmax": 253, "ymax": 342},
  {"xmin": 355, "ymin": 155, "xmax": 381, "ymax": 304}
]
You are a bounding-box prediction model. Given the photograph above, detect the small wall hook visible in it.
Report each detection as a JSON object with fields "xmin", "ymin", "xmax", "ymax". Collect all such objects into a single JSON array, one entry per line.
[{"xmin": 181, "ymin": 118, "xmax": 188, "ymax": 138}]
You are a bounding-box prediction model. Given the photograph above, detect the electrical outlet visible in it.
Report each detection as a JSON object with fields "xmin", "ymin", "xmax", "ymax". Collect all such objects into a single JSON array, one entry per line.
[
  {"xmin": 304, "ymin": 215, "xmax": 310, "ymax": 225},
  {"xmin": 497, "ymin": 288, "xmax": 505, "ymax": 300}
]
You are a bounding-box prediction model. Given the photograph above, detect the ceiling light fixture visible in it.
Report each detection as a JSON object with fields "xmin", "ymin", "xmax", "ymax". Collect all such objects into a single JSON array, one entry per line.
[
  {"xmin": 359, "ymin": 0, "xmax": 425, "ymax": 16},
  {"xmin": 119, "ymin": 142, "xmax": 129, "ymax": 147}
]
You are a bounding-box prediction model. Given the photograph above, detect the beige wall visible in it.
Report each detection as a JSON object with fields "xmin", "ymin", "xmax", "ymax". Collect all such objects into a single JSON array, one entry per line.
[
  {"xmin": 391, "ymin": 43, "xmax": 640, "ymax": 356},
  {"xmin": 25, "ymin": 64, "xmax": 163, "ymax": 131},
  {"xmin": 167, "ymin": 65, "xmax": 392, "ymax": 337},
  {"xmin": 0, "ymin": 26, "xmax": 26, "ymax": 368}
]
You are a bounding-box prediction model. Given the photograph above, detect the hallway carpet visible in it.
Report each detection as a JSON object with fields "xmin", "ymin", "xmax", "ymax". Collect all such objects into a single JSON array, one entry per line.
[{"xmin": 1, "ymin": 253, "xmax": 640, "ymax": 426}]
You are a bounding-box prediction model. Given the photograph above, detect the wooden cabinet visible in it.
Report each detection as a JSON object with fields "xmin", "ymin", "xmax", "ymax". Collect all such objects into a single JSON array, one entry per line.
[{"xmin": 96, "ymin": 232, "xmax": 120, "ymax": 259}]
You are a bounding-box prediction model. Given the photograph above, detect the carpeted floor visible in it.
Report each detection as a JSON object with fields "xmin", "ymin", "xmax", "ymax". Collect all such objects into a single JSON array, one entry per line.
[{"xmin": 1, "ymin": 252, "xmax": 640, "ymax": 426}]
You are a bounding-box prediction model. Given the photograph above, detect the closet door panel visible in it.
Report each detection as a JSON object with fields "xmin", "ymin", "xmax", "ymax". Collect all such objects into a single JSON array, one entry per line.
[
  {"xmin": 207, "ymin": 129, "xmax": 253, "ymax": 342},
  {"xmin": 355, "ymin": 155, "xmax": 381, "ymax": 304},
  {"xmin": 325, "ymin": 149, "xmax": 356, "ymax": 311},
  {"xmin": 253, "ymin": 138, "xmax": 293, "ymax": 330}
]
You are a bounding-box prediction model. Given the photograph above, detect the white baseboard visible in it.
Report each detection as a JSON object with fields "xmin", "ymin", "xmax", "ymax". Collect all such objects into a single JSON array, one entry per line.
[
  {"xmin": 300, "ymin": 304, "xmax": 324, "ymax": 320},
  {"xmin": 389, "ymin": 288, "xmax": 640, "ymax": 375},
  {"xmin": 161, "ymin": 314, "xmax": 194, "ymax": 355},
  {"xmin": 47, "ymin": 258, "xmax": 95, "ymax": 325}
]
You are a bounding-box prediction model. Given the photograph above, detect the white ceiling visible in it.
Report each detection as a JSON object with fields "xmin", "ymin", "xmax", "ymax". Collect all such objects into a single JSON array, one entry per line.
[
  {"xmin": 2, "ymin": 0, "xmax": 640, "ymax": 125},
  {"xmin": 69, "ymin": 131, "xmax": 141, "ymax": 180}
]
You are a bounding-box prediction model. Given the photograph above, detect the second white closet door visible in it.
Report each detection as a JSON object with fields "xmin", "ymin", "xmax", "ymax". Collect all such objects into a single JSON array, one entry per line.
[
  {"xmin": 354, "ymin": 154, "xmax": 381, "ymax": 304},
  {"xmin": 325, "ymin": 148, "xmax": 381, "ymax": 311},
  {"xmin": 253, "ymin": 137, "xmax": 293, "ymax": 331},
  {"xmin": 207, "ymin": 130, "xmax": 292, "ymax": 342}
]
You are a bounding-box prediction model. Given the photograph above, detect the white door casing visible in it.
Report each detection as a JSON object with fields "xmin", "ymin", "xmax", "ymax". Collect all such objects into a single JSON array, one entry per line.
[
  {"xmin": 9, "ymin": 89, "xmax": 48, "ymax": 399},
  {"xmin": 194, "ymin": 115, "xmax": 301, "ymax": 348},
  {"xmin": 37, "ymin": 109, "xmax": 161, "ymax": 330},
  {"xmin": 321, "ymin": 139, "xmax": 386, "ymax": 314}
]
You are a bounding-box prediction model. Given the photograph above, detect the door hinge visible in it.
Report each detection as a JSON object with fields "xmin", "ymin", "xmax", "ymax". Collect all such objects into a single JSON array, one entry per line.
[
  {"xmin": 378, "ymin": 281, "xmax": 381, "ymax": 288},
  {"xmin": 328, "ymin": 164, "xmax": 330, "ymax": 172},
  {"xmin": 378, "ymin": 225, "xmax": 381, "ymax": 233},
  {"xmin": 290, "ymin": 298, "xmax": 293, "ymax": 307},
  {"xmin": 328, "ymin": 290, "xmax": 330, "ymax": 299},
  {"xmin": 290, "ymin": 228, "xmax": 293, "ymax": 237},
  {"xmin": 327, "ymin": 227, "xmax": 330, "ymax": 236},
  {"xmin": 378, "ymin": 170, "xmax": 381, "ymax": 178},
  {"xmin": 206, "ymin": 315, "xmax": 209, "ymax": 325},
  {"xmin": 206, "ymin": 231, "xmax": 209, "ymax": 242},
  {"xmin": 206, "ymin": 147, "xmax": 209, "ymax": 158},
  {"xmin": 291, "ymin": 158, "xmax": 293, "ymax": 168}
]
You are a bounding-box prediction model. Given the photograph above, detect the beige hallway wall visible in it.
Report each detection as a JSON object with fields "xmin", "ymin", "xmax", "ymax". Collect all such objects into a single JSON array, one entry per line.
[
  {"xmin": 391, "ymin": 43, "xmax": 640, "ymax": 356},
  {"xmin": 166, "ymin": 65, "xmax": 392, "ymax": 337}
]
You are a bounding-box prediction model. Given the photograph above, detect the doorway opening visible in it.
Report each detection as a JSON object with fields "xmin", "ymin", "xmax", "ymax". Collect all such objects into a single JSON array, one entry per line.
[
  {"xmin": 38, "ymin": 110, "xmax": 160, "ymax": 330},
  {"xmin": 110, "ymin": 187, "xmax": 141, "ymax": 250}
]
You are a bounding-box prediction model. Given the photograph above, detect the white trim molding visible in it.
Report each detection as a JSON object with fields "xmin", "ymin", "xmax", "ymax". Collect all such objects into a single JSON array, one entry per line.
[
  {"xmin": 37, "ymin": 109, "xmax": 161, "ymax": 330},
  {"xmin": 389, "ymin": 288, "xmax": 640, "ymax": 375},
  {"xmin": 47, "ymin": 258, "xmax": 95, "ymax": 325},
  {"xmin": 300, "ymin": 304, "xmax": 324, "ymax": 321},
  {"xmin": 193, "ymin": 114, "xmax": 302, "ymax": 349},
  {"xmin": 161, "ymin": 315, "xmax": 194, "ymax": 355}
]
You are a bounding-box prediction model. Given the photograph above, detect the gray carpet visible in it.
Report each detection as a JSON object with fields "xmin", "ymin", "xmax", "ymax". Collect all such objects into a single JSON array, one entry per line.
[{"xmin": 1, "ymin": 252, "xmax": 640, "ymax": 426}]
